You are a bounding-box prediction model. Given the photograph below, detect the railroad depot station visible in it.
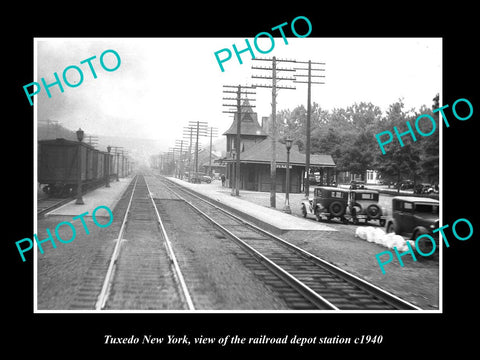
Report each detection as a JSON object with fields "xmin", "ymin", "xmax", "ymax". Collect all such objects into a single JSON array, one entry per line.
[
  {"xmin": 35, "ymin": 102, "xmax": 436, "ymax": 312},
  {"xmin": 220, "ymin": 99, "xmax": 336, "ymax": 193}
]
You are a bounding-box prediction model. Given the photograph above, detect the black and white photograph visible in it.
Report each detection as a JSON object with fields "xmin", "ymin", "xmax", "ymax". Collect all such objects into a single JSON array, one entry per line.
[
  {"xmin": 6, "ymin": 6, "xmax": 478, "ymax": 355},
  {"xmin": 33, "ymin": 37, "xmax": 441, "ymax": 312}
]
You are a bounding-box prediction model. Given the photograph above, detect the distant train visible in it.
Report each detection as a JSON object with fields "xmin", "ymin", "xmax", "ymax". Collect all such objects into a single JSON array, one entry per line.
[{"xmin": 38, "ymin": 138, "xmax": 129, "ymax": 197}]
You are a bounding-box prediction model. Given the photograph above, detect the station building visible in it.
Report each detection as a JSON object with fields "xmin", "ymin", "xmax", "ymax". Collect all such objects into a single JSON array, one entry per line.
[{"xmin": 222, "ymin": 100, "xmax": 336, "ymax": 193}]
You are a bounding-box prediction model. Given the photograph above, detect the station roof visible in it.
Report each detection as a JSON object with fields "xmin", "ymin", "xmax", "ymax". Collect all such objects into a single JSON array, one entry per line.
[
  {"xmin": 224, "ymin": 137, "xmax": 336, "ymax": 167},
  {"xmin": 223, "ymin": 99, "xmax": 267, "ymax": 137}
]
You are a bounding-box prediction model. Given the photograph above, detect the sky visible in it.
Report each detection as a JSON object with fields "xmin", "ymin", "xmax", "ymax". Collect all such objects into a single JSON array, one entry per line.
[{"xmin": 36, "ymin": 37, "xmax": 441, "ymax": 153}]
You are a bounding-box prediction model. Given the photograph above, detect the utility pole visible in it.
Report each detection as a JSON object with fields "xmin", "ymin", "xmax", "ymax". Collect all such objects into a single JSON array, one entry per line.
[
  {"xmin": 110, "ymin": 146, "xmax": 124, "ymax": 181},
  {"xmin": 168, "ymin": 147, "xmax": 177, "ymax": 176},
  {"xmin": 85, "ymin": 134, "xmax": 99, "ymax": 148},
  {"xmin": 188, "ymin": 121, "xmax": 208, "ymax": 179},
  {"xmin": 222, "ymin": 84, "xmax": 256, "ymax": 196},
  {"xmin": 294, "ymin": 60, "xmax": 326, "ymax": 198},
  {"xmin": 208, "ymin": 127, "xmax": 219, "ymax": 177},
  {"xmin": 120, "ymin": 149, "xmax": 128, "ymax": 178},
  {"xmin": 175, "ymin": 139, "xmax": 186, "ymax": 179},
  {"xmin": 182, "ymin": 126, "xmax": 194, "ymax": 181},
  {"xmin": 252, "ymin": 56, "xmax": 296, "ymax": 208}
]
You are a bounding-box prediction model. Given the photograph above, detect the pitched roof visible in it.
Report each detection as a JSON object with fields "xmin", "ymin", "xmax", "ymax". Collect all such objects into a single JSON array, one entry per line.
[
  {"xmin": 197, "ymin": 148, "xmax": 222, "ymax": 167},
  {"xmin": 225, "ymin": 137, "xmax": 336, "ymax": 167},
  {"xmin": 223, "ymin": 99, "xmax": 267, "ymax": 137}
]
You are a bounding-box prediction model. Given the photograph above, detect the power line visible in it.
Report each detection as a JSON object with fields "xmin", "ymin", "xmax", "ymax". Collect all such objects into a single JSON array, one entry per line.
[
  {"xmin": 208, "ymin": 126, "xmax": 219, "ymax": 176},
  {"xmin": 293, "ymin": 60, "xmax": 326, "ymax": 197},
  {"xmin": 251, "ymin": 56, "xmax": 296, "ymax": 208},
  {"xmin": 222, "ymin": 84, "xmax": 256, "ymax": 196},
  {"xmin": 188, "ymin": 121, "xmax": 208, "ymax": 178}
]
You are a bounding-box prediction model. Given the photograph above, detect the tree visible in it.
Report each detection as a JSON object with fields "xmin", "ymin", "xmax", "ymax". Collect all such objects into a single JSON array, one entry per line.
[
  {"xmin": 416, "ymin": 94, "xmax": 439, "ymax": 184},
  {"xmin": 276, "ymin": 96, "xmax": 437, "ymax": 186},
  {"xmin": 374, "ymin": 99, "xmax": 422, "ymax": 189}
]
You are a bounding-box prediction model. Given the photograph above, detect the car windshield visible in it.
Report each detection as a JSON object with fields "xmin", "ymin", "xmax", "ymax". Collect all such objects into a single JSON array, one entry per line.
[{"xmin": 415, "ymin": 204, "xmax": 439, "ymax": 214}]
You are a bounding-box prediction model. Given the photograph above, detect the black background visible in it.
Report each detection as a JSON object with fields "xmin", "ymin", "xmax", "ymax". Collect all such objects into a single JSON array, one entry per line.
[{"xmin": 6, "ymin": 4, "xmax": 477, "ymax": 356}]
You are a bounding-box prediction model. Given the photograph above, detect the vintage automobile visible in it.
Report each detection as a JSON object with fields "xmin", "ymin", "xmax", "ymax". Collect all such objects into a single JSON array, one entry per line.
[
  {"xmin": 413, "ymin": 183, "xmax": 439, "ymax": 194},
  {"xmin": 385, "ymin": 196, "xmax": 440, "ymax": 255},
  {"xmin": 397, "ymin": 179, "xmax": 415, "ymax": 190},
  {"xmin": 189, "ymin": 172, "xmax": 212, "ymax": 184},
  {"xmin": 349, "ymin": 180, "xmax": 365, "ymax": 189},
  {"xmin": 301, "ymin": 186, "xmax": 349, "ymax": 222},
  {"xmin": 347, "ymin": 189, "xmax": 387, "ymax": 226}
]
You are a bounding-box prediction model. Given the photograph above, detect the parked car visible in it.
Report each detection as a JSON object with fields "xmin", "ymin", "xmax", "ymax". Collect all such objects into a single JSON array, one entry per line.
[
  {"xmin": 349, "ymin": 180, "xmax": 365, "ymax": 189},
  {"xmin": 201, "ymin": 175, "xmax": 212, "ymax": 183},
  {"xmin": 301, "ymin": 186, "xmax": 349, "ymax": 223},
  {"xmin": 385, "ymin": 196, "xmax": 440, "ymax": 255},
  {"xmin": 413, "ymin": 183, "xmax": 438, "ymax": 194},
  {"xmin": 397, "ymin": 180, "xmax": 415, "ymax": 190},
  {"xmin": 189, "ymin": 172, "xmax": 212, "ymax": 184},
  {"xmin": 347, "ymin": 189, "xmax": 387, "ymax": 226}
]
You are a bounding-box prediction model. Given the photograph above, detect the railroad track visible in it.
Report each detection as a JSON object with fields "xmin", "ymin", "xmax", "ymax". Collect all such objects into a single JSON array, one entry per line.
[
  {"xmin": 159, "ymin": 176, "xmax": 420, "ymax": 311},
  {"xmin": 37, "ymin": 197, "xmax": 73, "ymax": 217},
  {"xmin": 94, "ymin": 174, "xmax": 194, "ymax": 310}
]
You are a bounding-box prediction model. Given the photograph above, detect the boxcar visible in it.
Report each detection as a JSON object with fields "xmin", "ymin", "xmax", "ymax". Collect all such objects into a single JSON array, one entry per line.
[{"xmin": 38, "ymin": 138, "xmax": 104, "ymax": 196}]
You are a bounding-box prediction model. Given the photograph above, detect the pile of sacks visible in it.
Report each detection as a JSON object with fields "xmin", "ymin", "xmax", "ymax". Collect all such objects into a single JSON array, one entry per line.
[{"xmin": 355, "ymin": 226, "xmax": 414, "ymax": 252}]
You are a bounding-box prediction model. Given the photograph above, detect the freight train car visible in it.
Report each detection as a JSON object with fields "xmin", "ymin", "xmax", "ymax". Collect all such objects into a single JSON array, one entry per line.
[{"xmin": 38, "ymin": 138, "xmax": 114, "ymax": 197}]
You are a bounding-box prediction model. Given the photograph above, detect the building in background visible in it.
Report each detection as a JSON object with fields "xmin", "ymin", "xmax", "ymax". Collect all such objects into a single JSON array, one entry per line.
[{"xmin": 222, "ymin": 100, "xmax": 336, "ymax": 193}]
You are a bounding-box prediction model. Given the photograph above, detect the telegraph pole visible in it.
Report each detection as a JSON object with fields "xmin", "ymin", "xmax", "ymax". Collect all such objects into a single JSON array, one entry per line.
[
  {"xmin": 85, "ymin": 134, "xmax": 98, "ymax": 147},
  {"xmin": 182, "ymin": 126, "xmax": 194, "ymax": 181},
  {"xmin": 168, "ymin": 147, "xmax": 177, "ymax": 176},
  {"xmin": 110, "ymin": 146, "xmax": 123, "ymax": 181},
  {"xmin": 252, "ymin": 57, "xmax": 296, "ymax": 208},
  {"xmin": 294, "ymin": 60, "xmax": 325, "ymax": 198},
  {"xmin": 208, "ymin": 127, "xmax": 219, "ymax": 177},
  {"xmin": 175, "ymin": 139, "xmax": 186, "ymax": 179},
  {"xmin": 188, "ymin": 121, "xmax": 208, "ymax": 178},
  {"xmin": 222, "ymin": 84, "xmax": 256, "ymax": 196}
]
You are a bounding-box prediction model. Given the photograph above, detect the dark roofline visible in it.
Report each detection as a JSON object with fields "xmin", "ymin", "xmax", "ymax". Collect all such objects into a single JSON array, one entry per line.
[
  {"xmin": 223, "ymin": 137, "xmax": 335, "ymax": 167},
  {"xmin": 222, "ymin": 158, "xmax": 336, "ymax": 167}
]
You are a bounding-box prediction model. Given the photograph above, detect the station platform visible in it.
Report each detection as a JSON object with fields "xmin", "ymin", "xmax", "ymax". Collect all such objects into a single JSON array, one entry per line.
[
  {"xmin": 166, "ymin": 177, "xmax": 335, "ymax": 234},
  {"xmin": 44, "ymin": 177, "xmax": 133, "ymax": 217}
]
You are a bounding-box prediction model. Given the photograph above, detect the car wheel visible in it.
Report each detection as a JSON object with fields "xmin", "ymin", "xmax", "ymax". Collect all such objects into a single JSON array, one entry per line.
[
  {"xmin": 386, "ymin": 222, "xmax": 395, "ymax": 234},
  {"xmin": 301, "ymin": 205, "xmax": 307, "ymax": 218},
  {"xmin": 367, "ymin": 205, "xmax": 381, "ymax": 219},
  {"xmin": 413, "ymin": 230, "xmax": 436, "ymax": 256},
  {"xmin": 329, "ymin": 201, "xmax": 345, "ymax": 217}
]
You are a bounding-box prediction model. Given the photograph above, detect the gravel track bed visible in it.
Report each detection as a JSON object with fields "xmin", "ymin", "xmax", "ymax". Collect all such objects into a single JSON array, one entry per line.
[
  {"xmin": 37, "ymin": 174, "xmax": 438, "ymax": 311},
  {"xmin": 37, "ymin": 178, "xmax": 136, "ymax": 310},
  {"xmin": 159, "ymin": 178, "xmax": 439, "ymax": 310},
  {"xmin": 152, "ymin": 197, "xmax": 290, "ymax": 310},
  {"xmin": 146, "ymin": 175, "xmax": 290, "ymax": 309}
]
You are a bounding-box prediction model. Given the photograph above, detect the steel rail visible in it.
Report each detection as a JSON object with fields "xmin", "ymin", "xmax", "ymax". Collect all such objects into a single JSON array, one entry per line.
[
  {"xmin": 144, "ymin": 177, "xmax": 195, "ymax": 310},
  {"xmin": 161, "ymin": 180, "xmax": 339, "ymax": 310},
  {"xmin": 95, "ymin": 176, "xmax": 138, "ymax": 310},
  {"xmin": 37, "ymin": 197, "xmax": 74, "ymax": 217},
  {"xmin": 162, "ymin": 177, "xmax": 421, "ymax": 311}
]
